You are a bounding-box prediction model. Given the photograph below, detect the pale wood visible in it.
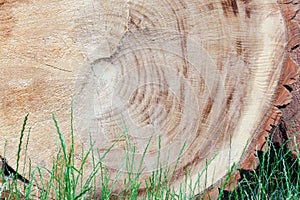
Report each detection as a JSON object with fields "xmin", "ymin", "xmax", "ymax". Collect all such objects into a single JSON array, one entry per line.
[{"xmin": 0, "ymin": 0, "xmax": 290, "ymax": 196}]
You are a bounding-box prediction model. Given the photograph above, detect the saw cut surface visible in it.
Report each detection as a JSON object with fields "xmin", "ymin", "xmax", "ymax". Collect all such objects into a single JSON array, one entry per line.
[{"xmin": 0, "ymin": 0, "xmax": 286, "ymax": 195}]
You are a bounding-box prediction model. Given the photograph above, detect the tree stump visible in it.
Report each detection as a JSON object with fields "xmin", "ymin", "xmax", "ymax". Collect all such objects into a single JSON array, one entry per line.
[{"xmin": 0, "ymin": 0, "xmax": 299, "ymax": 197}]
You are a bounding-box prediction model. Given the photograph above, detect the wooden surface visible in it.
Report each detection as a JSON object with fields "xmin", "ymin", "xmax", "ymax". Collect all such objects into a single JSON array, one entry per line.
[{"xmin": 0, "ymin": 0, "xmax": 294, "ymax": 196}]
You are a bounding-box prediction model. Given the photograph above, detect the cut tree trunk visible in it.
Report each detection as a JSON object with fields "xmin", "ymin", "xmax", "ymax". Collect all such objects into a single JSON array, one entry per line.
[{"xmin": 0, "ymin": 0, "xmax": 299, "ymax": 197}]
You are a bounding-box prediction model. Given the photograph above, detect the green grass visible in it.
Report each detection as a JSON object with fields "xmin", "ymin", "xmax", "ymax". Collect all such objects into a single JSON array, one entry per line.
[
  {"xmin": 0, "ymin": 113, "xmax": 299, "ymax": 200},
  {"xmin": 221, "ymin": 138, "xmax": 300, "ymax": 200}
]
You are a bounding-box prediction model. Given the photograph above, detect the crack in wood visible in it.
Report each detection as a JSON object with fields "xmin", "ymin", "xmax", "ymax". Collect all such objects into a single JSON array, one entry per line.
[
  {"xmin": 0, "ymin": 155, "xmax": 29, "ymax": 184},
  {"xmin": 43, "ymin": 63, "xmax": 72, "ymax": 73}
]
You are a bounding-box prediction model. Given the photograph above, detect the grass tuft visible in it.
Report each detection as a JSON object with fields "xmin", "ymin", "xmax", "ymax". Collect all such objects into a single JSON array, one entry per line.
[{"xmin": 0, "ymin": 112, "xmax": 299, "ymax": 199}]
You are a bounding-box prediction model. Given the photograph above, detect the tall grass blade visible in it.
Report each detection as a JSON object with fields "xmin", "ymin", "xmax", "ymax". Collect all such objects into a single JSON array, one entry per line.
[{"xmin": 16, "ymin": 113, "xmax": 29, "ymax": 176}]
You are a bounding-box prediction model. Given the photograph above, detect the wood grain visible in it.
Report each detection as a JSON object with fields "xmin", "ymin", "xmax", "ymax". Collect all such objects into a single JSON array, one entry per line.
[{"xmin": 0, "ymin": 0, "xmax": 289, "ymax": 196}]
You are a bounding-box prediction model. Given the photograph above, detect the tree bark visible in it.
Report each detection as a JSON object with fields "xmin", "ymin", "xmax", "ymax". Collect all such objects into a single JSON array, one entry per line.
[
  {"xmin": 271, "ymin": 0, "xmax": 300, "ymax": 157},
  {"xmin": 0, "ymin": 0, "xmax": 298, "ymax": 197}
]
